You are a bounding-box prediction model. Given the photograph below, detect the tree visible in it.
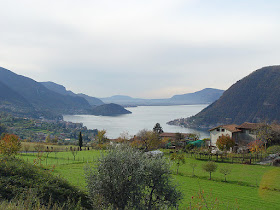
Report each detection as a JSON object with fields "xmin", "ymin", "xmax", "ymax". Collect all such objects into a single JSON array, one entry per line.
[
  {"xmin": 136, "ymin": 129, "xmax": 161, "ymax": 151},
  {"xmin": 190, "ymin": 162, "xmax": 198, "ymax": 176},
  {"xmin": 216, "ymin": 134, "xmax": 235, "ymax": 151},
  {"xmin": 153, "ymin": 123, "xmax": 163, "ymax": 134},
  {"xmin": 95, "ymin": 129, "xmax": 107, "ymax": 144},
  {"xmin": 71, "ymin": 148, "xmax": 78, "ymax": 160},
  {"xmin": 202, "ymin": 161, "xmax": 217, "ymax": 180},
  {"xmin": 0, "ymin": 134, "xmax": 21, "ymax": 156},
  {"xmin": 170, "ymin": 152, "xmax": 185, "ymax": 174},
  {"xmin": 79, "ymin": 132, "xmax": 83, "ymax": 151},
  {"xmin": 45, "ymin": 134, "xmax": 51, "ymax": 143},
  {"xmin": 23, "ymin": 143, "xmax": 30, "ymax": 154},
  {"xmin": 257, "ymin": 123, "xmax": 272, "ymax": 149},
  {"xmin": 248, "ymin": 139, "xmax": 264, "ymax": 154},
  {"xmin": 34, "ymin": 143, "xmax": 45, "ymax": 154},
  {"xmin": 219, "ymin": 166, "xmax": 231, "ymax": 182},
  {"xmin": 85, "ymin": 145, "xmax": 182, "ymax": 209},
  {"xmin": 117, "ymin": 131, "xmax": 131, "ymax": 143}
]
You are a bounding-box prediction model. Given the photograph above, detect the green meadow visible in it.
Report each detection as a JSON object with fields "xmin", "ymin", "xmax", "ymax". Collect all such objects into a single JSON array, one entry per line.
[{"xmin": 18, "ymin": 150, "xmax": 280, "ymax": 209}]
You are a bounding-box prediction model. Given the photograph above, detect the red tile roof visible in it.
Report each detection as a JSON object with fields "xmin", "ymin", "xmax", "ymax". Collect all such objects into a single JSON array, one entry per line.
[
  {"xmin": 237, "ymin": 122, "xmax": 263, "ymax": 130},
  {"xmin": 159, "ymin": 132, "xmax": 190, "ymax": 138},
  {"xmin": 209, "ymin": 124, "xmax": 241, "ymax": 133}
]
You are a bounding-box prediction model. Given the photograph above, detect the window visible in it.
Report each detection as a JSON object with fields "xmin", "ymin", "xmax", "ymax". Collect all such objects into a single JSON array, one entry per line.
[
  {"xmin": 221, "ymin": 129, "xmax": 225, "ymax": 132},
  {"xmin": 216, "ymin": 128, "xmax": 220, "ymax": 131}
]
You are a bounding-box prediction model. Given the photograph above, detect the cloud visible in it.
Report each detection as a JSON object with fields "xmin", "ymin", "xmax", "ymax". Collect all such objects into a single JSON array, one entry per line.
[{"xmin": 0, "ymin": 0, "xmax": 280, "ymax": 98}]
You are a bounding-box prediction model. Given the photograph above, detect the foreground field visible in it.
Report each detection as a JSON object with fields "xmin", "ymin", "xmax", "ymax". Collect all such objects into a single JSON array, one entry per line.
[{"xmin": 18, "ymin": 150, "xmax": 280, "ymax": 209}]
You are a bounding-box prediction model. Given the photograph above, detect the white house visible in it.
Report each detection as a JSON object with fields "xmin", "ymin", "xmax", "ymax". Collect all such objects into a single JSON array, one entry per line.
[
  {"xmin": 209, "ymin": 122, "xmax": 265, "ymax": 148},
  {"xmin": 209, "ymin": 124, "xmax": 240, "ymax": 147}
]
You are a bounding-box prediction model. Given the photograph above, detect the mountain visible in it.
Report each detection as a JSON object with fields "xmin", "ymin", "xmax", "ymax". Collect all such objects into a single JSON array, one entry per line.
[
  {"xmin": 0, "ymin": 67, "xmax": 93, "ymax": 118},
  {"xmin": 0, "ymin": 81, "xmax": 35, "ymax": 116},
  {"xmin": 100, "ymin": 88, "xmax": 224, "ymax": 106},
  {"xmin": 91, "ymin": 103, "xmax": 132, "ymax": 116},
  {"xmin": 170, "ymin": 88, "xmax": 224, "ymax": 104},
  {"xmin": 168, "ymin": 65, "xmax": 280, "ymax": 128},
  {"xmin": 40, "ymin": 82, "xmax": 104, "ymax": 106}
]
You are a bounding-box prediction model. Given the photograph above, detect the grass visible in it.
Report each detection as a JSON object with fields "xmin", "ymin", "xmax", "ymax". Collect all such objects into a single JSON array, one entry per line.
[{"xmin": 17, "ymin": 150, "xmax": 280, "ymax": 209}]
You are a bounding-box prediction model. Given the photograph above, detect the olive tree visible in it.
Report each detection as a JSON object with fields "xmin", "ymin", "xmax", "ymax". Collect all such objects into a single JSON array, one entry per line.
[{"xmin": 85, "ymin": 145, "xmax": 182, "ymax": 209}]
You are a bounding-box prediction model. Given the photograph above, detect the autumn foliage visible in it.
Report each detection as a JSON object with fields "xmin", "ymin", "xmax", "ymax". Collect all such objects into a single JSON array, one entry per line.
[
  {"xmin": 216, "ymin": 134, "xmax": 235, "ymax": 151},
  {"xmin": 248, "ymin": 139, "xmax": 264, "ymax": 153},
  {"xmin": 0, "ymin": 134, "xmax": 21, "ymax": 156}
]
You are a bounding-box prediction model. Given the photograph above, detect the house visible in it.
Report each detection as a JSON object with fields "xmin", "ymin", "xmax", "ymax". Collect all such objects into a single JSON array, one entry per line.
[
  {"xmin": 209, "ymin": 124, "xmax": 241, "ymax": 147},
  {"xmin": 209, "ymin": 122, "xmax": 263, "ymax": 147},
  {"xmin": 159, "ymin": 132, "xmax": 190, "ymax": 141}
]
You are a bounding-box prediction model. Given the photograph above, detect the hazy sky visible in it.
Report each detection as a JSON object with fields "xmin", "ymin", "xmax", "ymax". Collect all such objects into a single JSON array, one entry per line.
[{"xmin": 1, "ymin": 0, "xmax": 279, "ymax": 98}]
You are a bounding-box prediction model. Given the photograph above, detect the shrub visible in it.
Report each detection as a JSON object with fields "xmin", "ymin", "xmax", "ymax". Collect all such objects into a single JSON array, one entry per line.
[
  {"xmin": 216, "ymin": 134, "xmax": 235, "ymax": 151},
  {"xmin": 0, "ymin": 157, "xmax": 91, "ymax": 209},
  {"xmin": 266, "ymin": 145, "xmax": 280, "ymax": 154}
]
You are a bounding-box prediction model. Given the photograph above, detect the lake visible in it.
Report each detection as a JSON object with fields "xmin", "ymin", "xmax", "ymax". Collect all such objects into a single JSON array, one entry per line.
[{"xmin": 63, "ymin": 104, "xmax": 210, "ymax": 139}]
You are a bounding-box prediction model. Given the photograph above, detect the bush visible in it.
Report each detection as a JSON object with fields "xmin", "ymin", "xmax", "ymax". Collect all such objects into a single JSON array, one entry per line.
[
  {"xmin": 267, "ymin": 145, "xmax": 280, "ymax": 154},
  {"xmin": 0, "ymin": 157, "xmax": 91, "ymax": 209},
  {"xmin": 85, "ymin": 145, "xmax": 182, "ymax": 209},
  {"xmin": 216, "ymin": 135, "xmax": 235, "ymax": 151}
]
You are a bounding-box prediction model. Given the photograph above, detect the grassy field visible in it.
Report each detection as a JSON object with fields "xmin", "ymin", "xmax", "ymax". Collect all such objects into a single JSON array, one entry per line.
[{"xmin": 18, "ymin": 150, "xmax": 280, "ymax": 209}]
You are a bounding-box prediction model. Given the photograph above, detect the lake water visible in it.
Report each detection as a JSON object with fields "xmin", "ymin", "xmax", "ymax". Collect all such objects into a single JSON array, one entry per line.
[{"xmin": 63, "ymin": 105, "xmax": 210, "ymax": 139}]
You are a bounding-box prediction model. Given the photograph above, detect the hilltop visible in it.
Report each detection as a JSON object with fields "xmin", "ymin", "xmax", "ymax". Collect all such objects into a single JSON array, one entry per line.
[{"xmin": 168, "ymin": 65, "xmax": 280, "ymax": 128}]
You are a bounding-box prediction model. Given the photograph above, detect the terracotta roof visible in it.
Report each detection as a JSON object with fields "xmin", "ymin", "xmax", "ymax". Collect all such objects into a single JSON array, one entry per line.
[
  {"xmin": 271, "ymin": 124, "xmax": 280, "ymax": 132},
  {"xmin": 209, "ymin": 124, "xmax": 241, "ymax": 133},
  {"xmin": 159, "ymin": 132, "xmax": 190, "ymax": 138},
  {"xmin": 237, "ymin": 122, "xmax": 263, "ymax": 130}
]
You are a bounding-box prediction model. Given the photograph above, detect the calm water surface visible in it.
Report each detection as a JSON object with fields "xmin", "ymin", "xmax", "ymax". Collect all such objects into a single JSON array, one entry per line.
[{"xmin": 64, "ymin": 105, "xmax": 209, "ymax": 139}]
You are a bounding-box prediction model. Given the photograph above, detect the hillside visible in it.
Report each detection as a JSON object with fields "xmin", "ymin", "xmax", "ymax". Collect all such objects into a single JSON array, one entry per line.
[
  {"xmin": 0, "ymin": 67, "xmax": 92, "ymax": 118},
  {"xmin": 41, "ymin": 81, "xmax": 104, "ymax": 106},
  {"xmin": 170, "ymin": 88, "xmax": 224, "ymax": 104},
  {"xmin": 100, "ymin": 88, "xmax": 224, "ymax": 106},
  {"xmin": 91, "ymin": 103, "xmax": 132, "ymax": 116},
  {"xmin": 168, "ymin": 65, "xmax": 280, "ymax": 128}
]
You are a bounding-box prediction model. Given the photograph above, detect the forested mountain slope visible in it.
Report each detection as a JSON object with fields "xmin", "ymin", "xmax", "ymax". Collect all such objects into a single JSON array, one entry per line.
[{"xmin": 168, "ymin": 66, "xmax": 280, "ymax": 128}]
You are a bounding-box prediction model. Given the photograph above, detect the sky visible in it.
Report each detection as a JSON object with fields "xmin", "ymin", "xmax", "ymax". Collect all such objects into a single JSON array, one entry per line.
[{"xmin": 0, "ymin": 0, "xmax": 280, "ymax": 99}]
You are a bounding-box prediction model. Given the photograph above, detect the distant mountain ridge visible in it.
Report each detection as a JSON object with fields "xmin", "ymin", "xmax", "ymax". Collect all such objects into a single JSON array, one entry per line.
[
  {"xmin": 40, "ymin": 82, "xmax": 104, "ymax": 106},
  {"xmin": 168, "ymin": 65, "xmax": 280, "ymax": 128},
  {"xmin": 100, "ymin": 88, "xmax": 224, "ymax": 106}
]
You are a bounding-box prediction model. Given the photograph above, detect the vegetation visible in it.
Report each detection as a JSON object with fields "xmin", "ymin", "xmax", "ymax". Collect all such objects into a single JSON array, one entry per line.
[
  {"xmin": 133, "ymin": 129, "xmax": 161, "ymax": 151},
  {"xmin": 219, "ymin": 166, "xmax": 232, "ymax": 182},
  {"xmin": 90, "ymin": 103, "xmax": 132, "ymax": 116},
  {"xmin": 267, "ymin": 145, "xmax": 280, "ymax": 154},
  {"xmin": 0, "ymin": 112, "xmax": 97, "ymax": 143},
  {"xmin": 79, "ymin": 131, "xmax": 83, "ymax": 150},
  {"xmin": 0, "ymin": 133, "xmax": 21, "ymax": 156},
  {"xmin": 153, "ymin": 123, "xmax": 163, "ymax": 134},
  {"xmin": 202, "ymin": 161, "xmax": 218, "ymax": 180},
  {"xmin": 0, "ymin": 156, "xmax": 91, "ymax": 209},
  {"xmin": 15, "ymin": 148, "xmax": 280, "ymax": 209},
  {"xmin": 170, "ymin": 152, "xmax": 186, "ymax": 174},
  {"xmin": 216, "ymin": 134, "xmax": 235, "ymax": 151},
  {"xmin": 85, "ymin": 145, "xmax": 182, "ymax": 209},
  {"xmin": 169, "ymin": 65, "xmax": 280, "ymax": 128}
]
